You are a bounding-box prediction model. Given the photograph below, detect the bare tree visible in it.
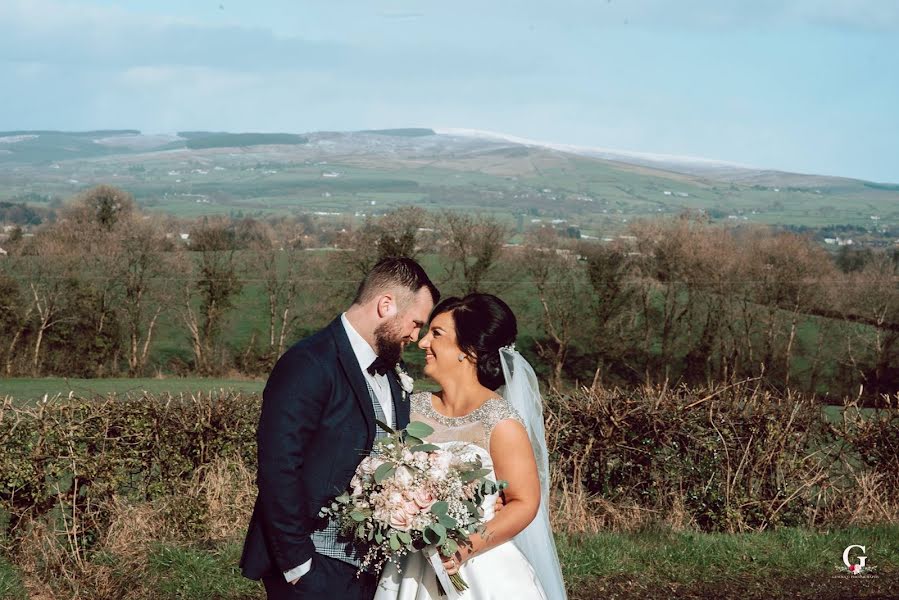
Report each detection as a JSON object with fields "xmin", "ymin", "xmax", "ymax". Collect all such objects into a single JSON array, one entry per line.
[
  {"xmin": 580, "ymin": 241, "xmax": 640, "ymax": 386},
  {"xmin": 519, "ymin": 227, "xmax": 592, "ymax": 390},
  {"xmin": 438, "ymin": 211, "xmax": 508, "ymax": 294},
  {"xmin": 628, "ymin": 217, "xmax": 704, "ymax": 382},
  {"xmin": 838, "ymin": 251, "xmax": 899, "ymax": 393},
  {"xmin": 744, "ymin": 230, "xmax": 833, "ymax": 387},
  {"xmin": 242, "ymin": 237, "xmax": 306, "ymax": 364},
  {"xmin": 115, "ymin": 217, "xmax": 179, "ymax": 376},
  {"xmin": 180, "ymin": 221, "xmax": 243, "ymax": 375},
  {"xmin": 342, "ymin": 207, "xmax": 431, "ymax": 277},
  {"xmin": 0, "ymin": 271, "xmax": 33, "ymax": 375}
]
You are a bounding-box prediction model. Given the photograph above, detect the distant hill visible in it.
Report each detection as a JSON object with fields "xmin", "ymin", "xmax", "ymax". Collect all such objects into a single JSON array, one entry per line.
[
  {"xmin": 359, "ymin": 128, "xmax": 435, "ymax": 137},
  {"xmin": 178, "ymin": 132, "xmax": 309, "ymax": 150},
  {"xmin": 0, "ymin": 129, "xmax": 896, "ymax": 239}
]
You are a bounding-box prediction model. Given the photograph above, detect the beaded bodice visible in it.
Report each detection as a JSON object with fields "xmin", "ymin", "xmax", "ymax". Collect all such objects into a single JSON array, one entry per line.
[{"xmin": 409, "ymin": 391, "xmax": 524, "ymax": 452}]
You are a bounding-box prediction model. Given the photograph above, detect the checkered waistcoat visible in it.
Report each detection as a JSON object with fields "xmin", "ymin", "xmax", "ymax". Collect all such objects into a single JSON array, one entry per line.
[{"xmin": 310, "ymin": 379, "xmax": 395, "ymax": 566}]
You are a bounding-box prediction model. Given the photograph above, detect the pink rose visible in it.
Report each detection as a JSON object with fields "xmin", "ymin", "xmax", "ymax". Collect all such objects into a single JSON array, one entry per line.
[
  {"xmin": 389, "ymin": 510, "xmax": 413, "ymax": 531},
  {"xmin": 403, "ymin": 500, "xmax": 420, "ymax": 516},
  {"xmin": 412, "ymin": 488, "xmax": 436, "ymax": 510}
]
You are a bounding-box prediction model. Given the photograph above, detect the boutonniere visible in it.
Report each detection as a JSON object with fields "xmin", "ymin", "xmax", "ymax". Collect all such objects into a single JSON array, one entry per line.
[{"xmin": 395, "ymin": 363, "xmax": 414, "ymax": 394}]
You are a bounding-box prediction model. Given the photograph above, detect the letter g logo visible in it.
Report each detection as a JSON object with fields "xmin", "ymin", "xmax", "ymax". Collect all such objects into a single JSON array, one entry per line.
[{"xmin": 843, "ymin": 545, "xmax": 867, "ymax": 574}]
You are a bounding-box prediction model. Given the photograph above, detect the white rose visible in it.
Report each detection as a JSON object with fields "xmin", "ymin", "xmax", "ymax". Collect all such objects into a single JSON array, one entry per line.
[
  {"xmin": 393, "ymin": 465, "xmax": 414, "ymax": 487},
  {"xmin": 429, "ymin": 450, "xmax": 453, "ymax": 472},
  {"xmin": 359, "ymin": 457, "xmax": 383, "ymax": 476},
  {"xmin": 398, "ymin": 371, "xmax": 414, "ymax": 393},
  {"xmin": 427, "ymin": 465, "xmax": 449, "ymax": 480}
]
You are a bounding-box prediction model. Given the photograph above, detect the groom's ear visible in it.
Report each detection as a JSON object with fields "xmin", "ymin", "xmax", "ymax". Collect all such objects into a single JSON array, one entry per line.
[{"xmin": 376, "ymin": 293, "xmax": 397, "ymax": 319}]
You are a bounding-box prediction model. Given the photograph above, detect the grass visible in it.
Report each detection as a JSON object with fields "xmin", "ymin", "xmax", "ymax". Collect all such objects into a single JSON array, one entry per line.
[
  {"xmin": 0, "ymin": 555, "xmax": 26, "ymax": 600},
  {"xmin": 29, "ymin": 526, "xmax": 892, "ymax": 600},
  {"xmin": 0, "ymin": 377, "xmax": 264, "ymax": 402},
  {"xmin": 557, "ymin": 524, "xmax": 899, "ymax": 583},
  {"xmin": 557, "ymin": 525, "xmax": 899, "ymax": 599},
  {"xmin": 147, "ymin": 542, "xmax": 262, "ymax": 600}
]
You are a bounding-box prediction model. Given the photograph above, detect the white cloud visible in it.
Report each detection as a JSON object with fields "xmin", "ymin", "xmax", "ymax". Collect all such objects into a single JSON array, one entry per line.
[
  {"xmin": 530, "ymin": 0, "xmax": 899, "ymax": 31},
  {"xmin": 0, "ymin": 0, "xmax": 347, "ymax": 71}
]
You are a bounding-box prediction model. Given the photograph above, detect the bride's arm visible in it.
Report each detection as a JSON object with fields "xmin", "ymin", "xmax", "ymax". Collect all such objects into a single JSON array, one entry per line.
[{"xmin": 444, "ymin": 419, "xmax": 540, "ymax": 570}]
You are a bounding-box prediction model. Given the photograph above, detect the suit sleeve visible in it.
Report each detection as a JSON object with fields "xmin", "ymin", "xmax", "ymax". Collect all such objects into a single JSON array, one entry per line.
[{"xmin": 255, "ymin": 348, "xmax": 331, "ymax": 572}]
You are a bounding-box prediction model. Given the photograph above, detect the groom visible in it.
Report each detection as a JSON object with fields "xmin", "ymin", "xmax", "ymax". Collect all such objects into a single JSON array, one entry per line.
[{"xmin": 240, "ymin": 257, "xmax": 439, "ymax": 600}]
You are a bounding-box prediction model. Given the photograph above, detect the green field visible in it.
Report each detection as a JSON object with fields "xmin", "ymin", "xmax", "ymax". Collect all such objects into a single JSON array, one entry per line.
[{"xmin": 0, "ymin": 377, "xmax": 264, "ymax": 402}]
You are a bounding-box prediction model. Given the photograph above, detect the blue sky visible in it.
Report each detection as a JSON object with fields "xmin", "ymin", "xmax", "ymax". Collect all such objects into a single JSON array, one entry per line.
[{"xmin": 1, "ymin": 0, "xmax": 898, "ymax": 182}]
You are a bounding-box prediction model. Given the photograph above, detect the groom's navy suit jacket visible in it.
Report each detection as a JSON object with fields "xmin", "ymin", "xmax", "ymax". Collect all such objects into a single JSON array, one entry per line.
[{"xmin": 240, "ymin": 316, "xmax": 410, "ymax": 580}]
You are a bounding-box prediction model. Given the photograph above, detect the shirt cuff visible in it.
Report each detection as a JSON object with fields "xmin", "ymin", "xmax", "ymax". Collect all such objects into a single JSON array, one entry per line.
[{"xmin": 284, "ymin": 557, "xmax": 312, "ymax": 582}]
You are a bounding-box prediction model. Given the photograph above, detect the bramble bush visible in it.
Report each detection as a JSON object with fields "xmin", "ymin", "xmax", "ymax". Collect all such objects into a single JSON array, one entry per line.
[
  {"xmin": 546, "ymin": 381, "xmax": 899, "ymax": 533},
  {"xmin": 0, "ymin": 385, "xmax": 897, "ymax": 598}
]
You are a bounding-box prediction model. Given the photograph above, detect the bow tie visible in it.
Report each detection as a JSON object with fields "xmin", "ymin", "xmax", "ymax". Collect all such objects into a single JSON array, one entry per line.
[{"xmin": 367, "ymin": 356, "xmax": 393, "ymax": 377}]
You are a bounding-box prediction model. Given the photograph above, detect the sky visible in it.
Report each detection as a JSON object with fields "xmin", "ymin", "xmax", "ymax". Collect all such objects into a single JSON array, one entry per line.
[{"xmin": 1, "ymin": 0, "xmax": 898, "ymax": 183}]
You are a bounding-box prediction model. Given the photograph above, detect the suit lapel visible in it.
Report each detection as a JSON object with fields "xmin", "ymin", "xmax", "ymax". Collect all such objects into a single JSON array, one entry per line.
[
  {"xmin": 330, "ymin": 317, "xmax": 376, "ymax": 446},
  {"xmin": 387, "ymin": 371, "xmax": 409, "ymax": 430}
]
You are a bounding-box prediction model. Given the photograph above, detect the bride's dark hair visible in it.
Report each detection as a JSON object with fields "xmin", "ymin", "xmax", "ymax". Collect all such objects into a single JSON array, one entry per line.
[{"xmin": 429, "ymin": 293, "xmax": 517, "ymax": 391}]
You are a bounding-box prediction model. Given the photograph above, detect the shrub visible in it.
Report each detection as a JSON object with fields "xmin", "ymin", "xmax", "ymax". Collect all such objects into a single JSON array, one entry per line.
[{"xmin": 546, "ymin": 382, "xmax": 899, "ymax": 533}]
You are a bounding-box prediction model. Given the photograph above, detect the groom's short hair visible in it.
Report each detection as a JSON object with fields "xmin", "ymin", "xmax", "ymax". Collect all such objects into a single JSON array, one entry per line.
[{"xmin": 353, "ymin": 257, "xmax": 440, "ymax": 308}]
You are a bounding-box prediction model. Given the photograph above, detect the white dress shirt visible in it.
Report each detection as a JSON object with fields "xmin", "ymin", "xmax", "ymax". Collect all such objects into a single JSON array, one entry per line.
[
  {"xmin": 283, "ymin": 313, "xmax": 394, "ymax": 582},
  {"xmin": 340, "ymin": 312, "xmax": 394, "ymax": 425}
]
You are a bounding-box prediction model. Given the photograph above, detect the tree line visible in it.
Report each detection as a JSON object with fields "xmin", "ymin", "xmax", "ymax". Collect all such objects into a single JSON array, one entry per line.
[{"xmin": 0, "ymin": 185, "xmax": 896, "ymax": 401}]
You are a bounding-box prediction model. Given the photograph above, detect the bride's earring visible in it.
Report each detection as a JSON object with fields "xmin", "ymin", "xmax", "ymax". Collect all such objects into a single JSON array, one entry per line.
[{"xmin": 457, "ymin": 353, "xmax": 465, "ymax": 362}]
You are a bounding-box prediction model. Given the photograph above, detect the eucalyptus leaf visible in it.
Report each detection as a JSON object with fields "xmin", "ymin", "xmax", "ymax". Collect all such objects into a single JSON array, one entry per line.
[
  {"xmin": 410, "ymin": 443, "xmax": 441, "ymax": 453},
  {"xmin": 423, "ymin": 525, "xmax": 440, "ymax": 545},
  {"xmin": 461, "ymin": 468, "xmax": 491, "ymax": 483},
  {"xmin": 375, "ymin": 419, "xmax": 396, "ymax": 434},
  {"xmin": 438, "ymin": 514, "xmax": 458, "ymax": 529},
  {"xmin": 442, "ymin": 538, "xmax": 459, "ymax": 556},
  {"xmin": 397, "ymin": 531, "xmax": 412, "ymax": 545},
  {"xmin": 389, "ymin": 533, "xmax": 401, "ymax": 551},
  {"xmin": 431, "ymin": 522, "xmax": 447, "ymax": 544},
  {"xmin": 374, "ymin": 462, "xmax": 397, "ymax": 483},
  {"xmin": 430, "ymin": 501, "xmax": 449, "ymax": 516},
  {"xmin": 405, "ymin": 421, "xmax": 435, "ymax": 439}
]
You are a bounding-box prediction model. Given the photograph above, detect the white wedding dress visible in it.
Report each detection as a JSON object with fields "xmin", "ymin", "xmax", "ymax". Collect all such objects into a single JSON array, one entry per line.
[{"xmin": 374, "ymin": 392, "xmax": 549, "ymax": 600}]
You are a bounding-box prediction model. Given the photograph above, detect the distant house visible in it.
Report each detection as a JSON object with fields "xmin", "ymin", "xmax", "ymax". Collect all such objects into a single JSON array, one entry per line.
[
  {"xmin": 0, "ymin": 247, "xmax": 8, "ymax": 257},
  {"xmin": 179, "ymin": 233, "xmax": 190, "ymax": 241}
]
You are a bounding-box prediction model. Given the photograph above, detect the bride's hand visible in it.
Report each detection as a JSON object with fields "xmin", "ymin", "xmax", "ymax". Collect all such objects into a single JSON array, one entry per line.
[
  {"xmin": 440, "ymin": 549, "xmax": 466, "ymax": 575},
  {"xmin": 493, "ymin": 490, "xmax": 507, "ymax": 514}
]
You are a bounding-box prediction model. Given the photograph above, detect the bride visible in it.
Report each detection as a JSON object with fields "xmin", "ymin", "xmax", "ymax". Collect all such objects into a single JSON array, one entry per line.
[{"xmin": 374, "ymin": 294, "xmax": 566, "ymax": 600}]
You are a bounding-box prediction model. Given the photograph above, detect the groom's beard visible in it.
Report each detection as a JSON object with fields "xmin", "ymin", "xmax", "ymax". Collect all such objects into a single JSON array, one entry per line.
[{"xmin": 373, "ymin": 317, "xmax": 404, "ymax": 367}]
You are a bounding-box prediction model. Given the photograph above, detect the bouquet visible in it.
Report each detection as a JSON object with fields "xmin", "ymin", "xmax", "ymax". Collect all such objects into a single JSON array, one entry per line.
[{"xmin": 319, "ymin": 420, "xmax": 506, "ymax": 592}]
